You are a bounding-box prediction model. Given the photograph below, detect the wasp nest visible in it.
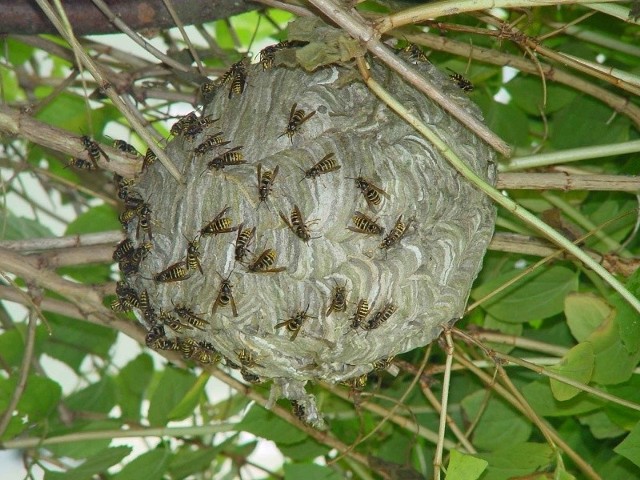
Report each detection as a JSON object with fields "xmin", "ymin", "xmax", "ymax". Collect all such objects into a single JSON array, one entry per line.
[{"xmin": 112, "ymin": 35, "xmax": 496, "ymax": 427}]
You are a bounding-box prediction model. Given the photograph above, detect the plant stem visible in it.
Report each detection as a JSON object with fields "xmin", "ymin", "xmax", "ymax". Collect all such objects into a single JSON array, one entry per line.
[{"xmin": 502, "ymin": 140, "xmax": 640, "ymax": 172}]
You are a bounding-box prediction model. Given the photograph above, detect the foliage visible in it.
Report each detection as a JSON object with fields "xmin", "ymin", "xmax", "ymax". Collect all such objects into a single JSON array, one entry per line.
[{"xmin": 0, "ymin": 2, "xmax": 639, "ymax": 480}]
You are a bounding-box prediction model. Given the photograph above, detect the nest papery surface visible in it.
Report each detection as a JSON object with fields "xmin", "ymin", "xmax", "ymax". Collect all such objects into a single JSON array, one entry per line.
[{"xmin": 127, "ymin": 57, "xmax": 496, "ymax": 423}]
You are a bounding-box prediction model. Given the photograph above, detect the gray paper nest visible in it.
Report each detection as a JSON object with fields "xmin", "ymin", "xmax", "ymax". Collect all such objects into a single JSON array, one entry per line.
[{"xmin": 120, "ymin": 26, "xmax": 496, "ymax": 428}]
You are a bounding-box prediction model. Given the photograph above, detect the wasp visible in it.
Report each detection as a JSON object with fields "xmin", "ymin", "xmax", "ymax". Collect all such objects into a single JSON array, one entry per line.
[
  {"xmin": 113, "ymin": 238, "xmax": 134, "ymax": 261},
  {"xmin": 341, "ymin": 374, "xmax": 368, "ymax": 389},
  {"xmin": 194, "ymin": 348, "xmax": 221, "ymax": 365},
  {"xmin": 219, "ymin": 60, "xmax": 247, "ymax": 98},
  {"xmin": 174, "ymin": 304, "xmax": 208, "ymax": 330},
  {"xmin": 372, "ymin": 356, "xmax": 395, "ymax": 371},
  {"xmin": 145, "ymin": 324, "xmax": 166, "ymax": 349},
  {"xmin": 348, "ymin": 176, "xmax": 390, "ymax": 210},
  {"xmin": 200, "ymin": 206, "xmax": 238, "ymax": 237},
  {"xmin": 401, "ymin": 42, "xmax": 429, "ymax": 63},
  {"xmin": 365, "ymin": 302, "xmax": 397, "ymax": 330},
  {"xmin": 194, "ymin": 132, "xmax": 229, "ymax": 156},
  {"xmin": 236, "ymin": 348, "xmax": 262, "ymax": 368},
  {"xmin": 241, "ymin": 367, "xmax": 262, "ymax": 383},
  {"xmin": 119, "ymin": 207, "xmax": 139, "ymax": 228},
  {"xmin": 212, "ymin": 272, "xmax": 238, "ymax": 317},
  {"xmin": 326, "ymin": 280, "xmax": 348, "ymax": 315},
  {"xmin": 275, "ymin": 305, "xmax": 314, "ymax": 341},
  {"xmin": 206, "ymin": 146, "xmax": 245, "ymax": 171},
  {"xmin": 259, "ymin": 40, "xmax": 308, "ymax": 70},
  {"xmin": 161, "ymin": 309, "xmax": 192, "ymax": 333},
  {"xmin": 350, "ymin": 299, "xmax": 370, "ymax": 329},
  {"xmin": 257, "ymin": 164, "xmax": 279, "ymax": 206},
  {"xmin": 154, "ymin": 260, "xmax": 192, "ymax": 283},
  {"xmin": 184, "ymin": 115, "xmax": 220, "ymax": 141},
  {"xmin": 348, "ymin": 211, "xmax": 384, "ymax": 235},
  {"xmin": 447, "ymin": 69, "xmax": 474, "ymax": 92},
  {"xmin": 380, "ymin": 215, "xmax": 412, "ymax": 250},
  {"xmin": 119, "ymin": 242, "xmax": 151, "ymax": 275},
  {"xmin": 138, "ymin": 289, "xmax": 150, "ymax": 312},
  {"xmin": 137, "ymin": 202, "xmax": 153, "ymax": 240},
  {"xmin": 200, "ymin": 79, "xmax": 216, "ymax": 101},
  {"xmin": 279, "ymin": 204, "xmax": 317, "ymax": 243},
  {"xmin": 234, "ymin": 224, "xmax": 256, "ymax": 262},
  {"xmin": 279, "ymin": 103, "xmax": 316, "ymax": 143},
  {"xmin": 155, "ymin": 338, "xmax": 180, "ymax": 351},
  {"xmin": 170, "ymin": 111, "xmax": 198, "ymax": 137},
  {"xmin": 290, "ymin": 400, "xmax": 305, "ymax": 420},
  {"xmin": 81, "ymin": 135, "xmax": 109, "ymax": 165},
  {"xmin": 184, "ymin": 235, "xmax": 203, "ymax": 274},
  {"xmin": 112, "ymin": 139, "xmax": 139, "ymax": 156},
  {"xmin": 142, "ymin": 148, "xmax": 157, "ymax": 172},
  {"xmin": 301, "ymin": 153, "xmax": 341, "ymax": 181},
  {"xmin": 115, "ymin": 175, "xmax": 137, "ymax": 201},
  {"xmin": 66, "ymin": 157, "xmax": 97, "ymax": 170},
  {"xmin": 179, "ymin": 338, "xmax": 198, "ymax": 359},
  {"xmin": 247, "ymin": 248, "xmax": 286, "ymax": 274}
]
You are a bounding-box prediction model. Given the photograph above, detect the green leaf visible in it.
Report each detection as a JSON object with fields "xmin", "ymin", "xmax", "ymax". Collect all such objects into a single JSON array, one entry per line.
[
  {"xmin": 482, "ymin": 314, "xmax": 522, "ymax": 353},
  {"xmin": 522, "ymin": 379, "xmax": 604, "ymax": 417},
  {"xmin": 471, "ymin": 266, "xmax": 578, "ymax": 323},
  {"xmin": 609, "ymin": 293, "xmax": 640, "ymax": 354},
  {"xmin": 2, "ymin": 38, "xmax": 34, "ymax": 65},
  {"xmin": 36, "ymin": 92, "xmax": 91, "ymax": 133},
  {"xmin": 168, "ymin": 446, "xmax": 220, "ymax": 480},
  {"xmin": 42, "ymin": 313, "xmax": 117, "ymax": 372},
  {"xmin": 44, "ymin": 446, "xmax": 131, "ymax": 480},
  {"xmin": 579, "ymin": 411, "xmax": 626, "ymax": 439},
  {"xmin": 284, "ymin": 463, "xmax": 343, "ymax": 480},
  {"xmin": 0, "ymin": 328, "xmax": 27, "ymax": 367},
  {"xmin": 112, "ymin": 446, "xmax": 172, "ymax": 480},
  {"xmin": 583, "ymin": 306, "xmax": 640, "ymax": 385},
  {"xmin": 479, "ymin": 100, "xmax": 530, "ymax": 148},
  {"xmin": 17, "ymin": 374, "xmax": 62, "ymax": 421},
  {"xmin": 615, "ymin": 421, "xmax": 640, "ymax": 469},
  {"xmin": 565, "ymin": 293, "xmax": 612, "ymax": 342},
  {"xmin": 506, "ymin": 76, "xmax": 576, "ymax": 115},
  {"xmin": 66, "ymin": 205, "xmax": 120, "ymax": 235},
  {"xmin": 116, "ymin": 354, "xmax": 154, "ymax": 421},
  {"xmin": 551, "ymin": 95, "xmax": 630, "ymax": 149},
  {"xmin": 548, "ymin": 342, "xmax": 594, "ymax": 401},
  {"xmin": 445, "ymin": 449, "xmax": 488, "ymax": 480},
  {"xmin": 477, "ymin": 442, "xmax": 555, "ymax": 480},
  {"xmin": 66, "ymin": 377, "xmax": 117, "ymax": 414},
  {"xmin": 280, "ymin": 437, "xmax": 329, "ymax": 461},
  {"xmin": 236, "ymin": 404, "xmax": 306, "ymax": 445},
  {"xmin": 167, "ymin": 372, "xmax": 209, "ymax": 421},
  {"xmin": 148, "ymin": 367, "xmax": 197, "ymax": 426},
  {"xmin": 461, "ymin": 391, "xmax": 531, "ymax": 451},
  {"xmin": 0, "ymin": 207, "xmax": 54, "ymax": 240}
]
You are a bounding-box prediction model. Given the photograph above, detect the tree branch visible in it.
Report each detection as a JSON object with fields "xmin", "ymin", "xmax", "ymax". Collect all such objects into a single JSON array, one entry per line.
[{"xmin": 0, "ymin": 0, "xmax": 255, "ymax": 35}]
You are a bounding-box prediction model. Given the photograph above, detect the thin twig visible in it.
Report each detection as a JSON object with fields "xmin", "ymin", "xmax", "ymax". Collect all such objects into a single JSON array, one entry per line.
[
  {"xmin": 433, "ymin": 331, "xmax": 454, "ymax": 480},
  {"xmin": 502, "ymin": 140, "xmax": 640, "ymax": 172},
  {"xmin": 0, "ymin": 286, "xmax": 40, "ymax": 437},
  {"xmin": 35, "ymin": 0, "xmax": 183, "ymax": 183},
  {"xmin": 398, "ymin": 31, "xmax": 640, "ymax": 129},
  {"xmin": 307, "ymin": 0, "xmax": 512, "ymax": 157},
  {"xmin": 89, "ymin": 0, "xmax": 191, "ymax": 73},
  {"xmin": 453, "ymin": 350, "xmax": 601, "ymax": 480},
  {"xmin": 376, "ymin": 0, "xmax": 620, "ymax": 33},
  {"xmin": 160, "ymin": 0, "xmax": 206, "ymax": 75}
]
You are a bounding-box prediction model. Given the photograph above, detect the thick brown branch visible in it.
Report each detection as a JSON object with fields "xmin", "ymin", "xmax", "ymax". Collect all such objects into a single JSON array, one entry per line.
[{"xmin": 0, "ymin": 0, "xmax": 255, "ymax": 35}]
